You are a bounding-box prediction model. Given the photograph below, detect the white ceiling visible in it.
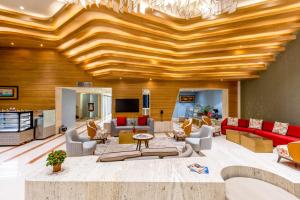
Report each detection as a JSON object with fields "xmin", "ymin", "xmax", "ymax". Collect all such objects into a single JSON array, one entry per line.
[
  {"xmin": 0, "ymin": 0, "xmax": 65, "ymax": 18},
  {"xmin": 0, "ymin": 0, "xmax": 266, "ymax": 19}
]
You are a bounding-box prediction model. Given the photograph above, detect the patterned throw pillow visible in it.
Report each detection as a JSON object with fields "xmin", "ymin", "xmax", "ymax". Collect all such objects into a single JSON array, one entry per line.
[
  {"xmin": 227, "ymin": 117, "xmax": 238, "ymax": 126},
  {"xmin": 273, "ymin": 121, "xmax": 289, "ymax": 135},
  {"xmin": 249, "ymin": 118, "xmax": 263, "ymax": 129}
]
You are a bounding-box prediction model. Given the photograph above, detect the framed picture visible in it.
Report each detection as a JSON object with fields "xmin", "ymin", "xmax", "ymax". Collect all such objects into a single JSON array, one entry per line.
[
  {"xmin": 88, "ymin": 103, "xmax": 95, "ymax": 112},
  {"xmin": 179, "ymin": 95, "xmax": 195, "ymax": 103},
  {"xmin": 0, "ymin": 86, "xmax": 18, "ymax": 100}
]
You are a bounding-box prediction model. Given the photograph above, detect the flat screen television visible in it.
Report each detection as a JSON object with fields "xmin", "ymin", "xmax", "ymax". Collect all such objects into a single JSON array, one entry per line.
[{"xmin": 115, "ymin": 99, "xmax": 139, "ymax": 113}]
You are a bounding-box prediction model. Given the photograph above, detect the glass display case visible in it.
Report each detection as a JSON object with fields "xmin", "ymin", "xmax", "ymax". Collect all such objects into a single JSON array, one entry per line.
[{"xmin": 0, "ymin": 111, "xmax": 33, "ymax": 132}]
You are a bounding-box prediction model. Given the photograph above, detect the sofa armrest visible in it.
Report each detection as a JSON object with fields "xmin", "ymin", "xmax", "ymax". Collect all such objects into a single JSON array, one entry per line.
[
  {"xmin": 148, "ymin": 118, "xmax": 154, "ymax": 134},
  {"xmin": 78, "ymin": 136, "xmax": 90, "ymax": 142},
  {"xmin": 221, "ymin": 118, "xmax": 228, "ymax": 135},
  {"xmin": 111, "ymin": 119, "xmax": 118, "ymax": 136},
  {"xmin": 66, "ymin": 141, "xmax": 83, "ymax": 157},
  {"xmin": 199, "ymin": 136, "xmax": 212, "ymax": 150}
]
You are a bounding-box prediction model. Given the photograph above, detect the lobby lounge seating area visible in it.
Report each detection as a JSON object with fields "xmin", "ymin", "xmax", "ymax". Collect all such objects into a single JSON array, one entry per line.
[{"xmin": 2, "ymin": 0, "xmax": 300, "ymax": 199}]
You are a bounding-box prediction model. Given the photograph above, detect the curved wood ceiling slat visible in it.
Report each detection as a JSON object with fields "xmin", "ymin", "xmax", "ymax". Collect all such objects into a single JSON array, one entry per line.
[{"xmin": 0, "ymin": 0, "xmax": 299, "ymax": 80}]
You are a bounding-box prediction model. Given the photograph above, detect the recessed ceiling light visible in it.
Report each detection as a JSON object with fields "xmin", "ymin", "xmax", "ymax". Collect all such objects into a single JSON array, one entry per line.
[
  {"xmin": 19, "ymin": 6, "xmax": 25, "ymax": 10},
  {"xmin": 149, "ymin": 78, "xmax": 152, "ymax": 81},
  {"xmin": 40, "ymin": 43, "xmax": 44, "ymax": 47},
  {"xmin": 119, "ymin": 77, "xmax": 122, "ymax": 80},
  {"xmin": 10, "ymin": 42, "xmax": 15, "ymax": 46}
]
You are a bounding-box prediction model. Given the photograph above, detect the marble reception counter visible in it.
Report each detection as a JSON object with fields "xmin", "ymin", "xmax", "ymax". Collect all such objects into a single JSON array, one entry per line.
[{"xmin": 25, "ymin": 152, "xmax": 300, "ymax": 200}]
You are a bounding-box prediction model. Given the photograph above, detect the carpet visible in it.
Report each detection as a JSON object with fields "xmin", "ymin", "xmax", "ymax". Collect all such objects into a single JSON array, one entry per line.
[{"xmin": 95, "ymin": 133, "xmax": 195, "ymax": 156}]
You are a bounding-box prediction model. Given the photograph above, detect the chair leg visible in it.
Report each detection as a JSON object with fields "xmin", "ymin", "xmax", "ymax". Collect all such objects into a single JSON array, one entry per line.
[{"xmin": 277, "ymin": 156, "xmax": 281, "ymax": 163}]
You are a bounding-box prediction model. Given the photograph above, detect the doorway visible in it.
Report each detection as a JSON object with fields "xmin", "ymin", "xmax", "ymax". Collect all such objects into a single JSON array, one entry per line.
[
  {"xmin": 172, "ymin": 88, "xmax": 228, "ymax": 120},
  {"xmin": 55, "ymin": 87, "xmax": 112, "ymax": 132}
]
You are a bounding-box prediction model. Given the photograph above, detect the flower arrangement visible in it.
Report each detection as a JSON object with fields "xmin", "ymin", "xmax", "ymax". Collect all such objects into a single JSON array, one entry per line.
[{"xmin": 46, "ymin": 150, "xmax": 67, "ymax": 172}]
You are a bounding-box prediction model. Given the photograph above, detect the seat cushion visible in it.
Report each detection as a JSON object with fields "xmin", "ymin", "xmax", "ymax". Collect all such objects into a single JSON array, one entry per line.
[
  {"xmin": 117, "ymin": 117, "xmax": 127, "ymax": 126},
  {"xmin": 185, "ymin": 137, "xmax": 200, "ymax": 145},
  {"xmin": 135, "ymin": 126, "xmax": 150, "ymax": 130},
  {"xmin": 83, "ymin": 141, "xmax": 97, "ymax": 150},
  {"xmin": 255, "ymin": 130, "xmax": 299, "ymax": 146},
  {"xmin": 287, "ymin": 125, "xmax": 300, "ymax": 138},
  {"xmin": 141, "ymin": 147, "xmax": 178, "ymax": 157},
  {"xmin": 98, "ymin": 151, "xmax": 141, "ymax": 162},
  {"xmin": 115, "ymin": 126, "xmax": 132, "ymax": 130},
  {"xmin": 138, "ymin": 116, "xmax": 148, "ymax": 126}
]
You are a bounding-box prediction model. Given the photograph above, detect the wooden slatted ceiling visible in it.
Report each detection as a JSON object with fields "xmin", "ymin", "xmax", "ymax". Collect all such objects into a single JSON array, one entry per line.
[{"xmin": 0, "ymin": 0, "xmax": 300, "ymax": 80}]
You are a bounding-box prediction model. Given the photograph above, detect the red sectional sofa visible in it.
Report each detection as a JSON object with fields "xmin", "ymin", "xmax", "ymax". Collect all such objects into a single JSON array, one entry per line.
[{"xmin": 221, "ymin": 118, "xmax": 300, "ymax": 146}]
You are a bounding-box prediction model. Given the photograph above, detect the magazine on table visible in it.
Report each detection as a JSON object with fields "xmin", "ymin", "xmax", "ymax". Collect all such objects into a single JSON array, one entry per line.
[{"xmin": 187, "ymin": 163, "xmax": 209, "ymax": 174}]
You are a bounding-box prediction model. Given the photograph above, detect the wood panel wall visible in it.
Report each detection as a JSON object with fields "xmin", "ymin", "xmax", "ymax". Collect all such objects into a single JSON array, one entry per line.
[{"xmin": 0, "ymin": 48, "xmax": 237, "ymax": 120}]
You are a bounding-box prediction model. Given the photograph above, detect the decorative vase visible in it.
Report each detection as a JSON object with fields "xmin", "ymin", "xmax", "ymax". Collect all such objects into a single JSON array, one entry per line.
[{"xmin": 53, "ymin": 164, "xmax": 62, "ymax": 172}]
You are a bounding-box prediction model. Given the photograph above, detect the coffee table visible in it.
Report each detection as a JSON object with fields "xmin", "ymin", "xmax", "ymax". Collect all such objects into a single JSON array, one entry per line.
[
  {"xmin": 132, "ymin": 133, "xmax": 154, "ymax": 151},
  {"xmin": 240, "ymin": 133, "xmax": 273, "ymax": 153},
  {"xmin": 226, "ymin": 129, "xmax": 248, "ymax": 144}
]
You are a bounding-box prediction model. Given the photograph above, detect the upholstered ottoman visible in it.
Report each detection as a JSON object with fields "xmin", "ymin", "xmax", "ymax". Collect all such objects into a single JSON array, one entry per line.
[
  {"xmin": 97, "ymin": 150, "xmax": 141, "ymax": 162},
  {"xmin": 141, "ymin": 147, "xmax": 179, "ymax": 158}
]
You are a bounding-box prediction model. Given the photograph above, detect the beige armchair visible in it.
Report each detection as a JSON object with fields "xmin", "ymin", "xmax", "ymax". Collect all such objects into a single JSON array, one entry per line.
[{"xmin": 66, "ymin": 129, "xmax": 97, "ymax": 157}]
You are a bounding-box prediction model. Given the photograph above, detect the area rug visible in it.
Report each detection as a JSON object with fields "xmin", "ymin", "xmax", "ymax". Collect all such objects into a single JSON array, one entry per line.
[{"xmin": 95, "ymin": 133, "xmax": 196, "ymax": 156}]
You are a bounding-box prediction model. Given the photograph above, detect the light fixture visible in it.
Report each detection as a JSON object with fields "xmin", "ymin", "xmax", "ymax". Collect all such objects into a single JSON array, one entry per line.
[
  {"xmin": 149, "ymin": 78, "xmax": 152, "ymax": 81},
  {"xmin": 119, "ymin": 77, "xmax": 122, "ymax": 80},
  {"xmin": 10, "ymin": 42, "xmax": 15, "ymax": 46},
  {"xmin": 19, "ymin": 6, "xmax": 25, "ymax": 10},
  {"xmin": 40, "ymin": 43, "xmax": 44, "ymax": 47},
  {"xmin": 58, "ymin": 0, "xmax": 238, "ymax": 19}
]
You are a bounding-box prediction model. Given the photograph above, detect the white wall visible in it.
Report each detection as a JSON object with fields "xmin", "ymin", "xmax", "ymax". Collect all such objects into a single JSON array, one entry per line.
[{"xmin": 61, "ymin": 88, "xmax": 76, "ymax": 130}]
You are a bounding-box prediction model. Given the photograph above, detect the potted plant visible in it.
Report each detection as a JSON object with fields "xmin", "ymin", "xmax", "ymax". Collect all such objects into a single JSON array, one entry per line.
[{"xmin": 46, "ymin": 150, "xmax": 67, "ymax": 173}]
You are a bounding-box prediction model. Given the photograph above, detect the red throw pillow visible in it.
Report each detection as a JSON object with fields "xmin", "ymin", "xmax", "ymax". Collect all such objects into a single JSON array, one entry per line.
[
  {"xmin": 117, "ymin": 117, "xmax": 127, "ymax": 126},
  {"xmin": 138, "ymin": 116, "xmax": 148, "ymax": 126}
]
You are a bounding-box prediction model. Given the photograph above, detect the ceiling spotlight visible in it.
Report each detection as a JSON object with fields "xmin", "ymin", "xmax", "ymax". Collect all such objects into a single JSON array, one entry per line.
[
  {"xmin": 149, "ymin": 78, "xmax": 152, "ymax": 81},
  {"xmin": 119, "ymin": 77, "xmax": 122, "ymax": 80},
  {"xmin": 19, "ymin": 6, "xmax": 25, "ymax": 10},
  {"xmin": 10, "ymin": 42, "xmax": 15, "ymax": 46},
  {"xmin": 40, "ymin": 44, "xmax": 44, "ymax": 47}
]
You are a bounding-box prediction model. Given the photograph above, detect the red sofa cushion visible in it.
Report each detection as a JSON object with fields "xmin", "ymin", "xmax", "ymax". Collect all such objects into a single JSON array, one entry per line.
[
  {"xmin": 255, "ymin": 130, "xmax": 300, "ymax": 146},
  {"xmin": 117, "ymin": 117, "xmax": 127, "ymax": 126},
  {"xmin": 287, "ymin": 125, "xmax": 300, "ymax": 138},
  {"xmin": 262, "ymin": 121, "xmax": 274, "ymax": 132},
  {"xmin": 138, "ymin": 116, "xmax": 148, "ymax": 126},
  {"xmin": 238, "ymin": 119, "xmax": 249, "ymax": 127},
  {"xmin": 223, "ymin": 126, "xmax": 256, "ymax": 134}
]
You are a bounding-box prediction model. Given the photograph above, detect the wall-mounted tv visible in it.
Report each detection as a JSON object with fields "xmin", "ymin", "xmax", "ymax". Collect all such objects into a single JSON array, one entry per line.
[{"xmin": 116, "ymin": 99, "xmax": 139, "ymax": 113}]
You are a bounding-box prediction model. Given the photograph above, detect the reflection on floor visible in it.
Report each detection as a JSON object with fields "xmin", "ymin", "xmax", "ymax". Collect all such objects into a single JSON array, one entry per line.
[{"xmin": 0, "ymin": 124, "xmax": 299, "ymax": 200}]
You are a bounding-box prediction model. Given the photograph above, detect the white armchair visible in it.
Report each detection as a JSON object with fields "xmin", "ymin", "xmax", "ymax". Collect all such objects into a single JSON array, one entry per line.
[
  {"xmin": 66, "ymin": 129, "xmax": 97, "ymax": 157},
  {"xmin": 185, "ymin": 125, "xmax": 213, "ymax": 152}
]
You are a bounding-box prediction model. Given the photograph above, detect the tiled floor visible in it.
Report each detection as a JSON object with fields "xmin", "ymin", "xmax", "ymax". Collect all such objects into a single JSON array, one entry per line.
[
  {"xmin": 0, "ymin": 124, "xmax": 299, "ymax": 200},
  {"xmin": 0, "ymin": 122, "xmax": 87, "ymax": 200}
]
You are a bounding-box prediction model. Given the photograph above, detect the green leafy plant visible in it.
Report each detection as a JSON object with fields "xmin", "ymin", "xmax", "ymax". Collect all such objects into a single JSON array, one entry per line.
[{"xmin": 46, "ymin": 150, "xmax": 67, "ymax": 167}]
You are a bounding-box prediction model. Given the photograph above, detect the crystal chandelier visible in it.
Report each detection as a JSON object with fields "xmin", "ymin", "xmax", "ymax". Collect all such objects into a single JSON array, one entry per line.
[{"xmin": 58, "ymin": 0, "xmax": 238, "ymax": 19}]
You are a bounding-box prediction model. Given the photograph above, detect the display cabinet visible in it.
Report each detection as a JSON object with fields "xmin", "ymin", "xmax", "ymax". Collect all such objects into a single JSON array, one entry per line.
[{"xmin": 0, "ymin": 111, "xmax": 34, "ymax": 145}]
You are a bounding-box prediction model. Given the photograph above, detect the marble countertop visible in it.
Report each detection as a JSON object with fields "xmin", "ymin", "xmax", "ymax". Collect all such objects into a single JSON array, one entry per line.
[{"xmin": 26, "ymin": 156, "xmax": 224, "ymax": 183}]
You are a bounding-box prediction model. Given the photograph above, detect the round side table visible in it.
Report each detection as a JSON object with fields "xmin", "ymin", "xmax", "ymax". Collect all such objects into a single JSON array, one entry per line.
[{"xmin": 132, "ymin": 133, "xmax": 154, "ymax": 151}]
